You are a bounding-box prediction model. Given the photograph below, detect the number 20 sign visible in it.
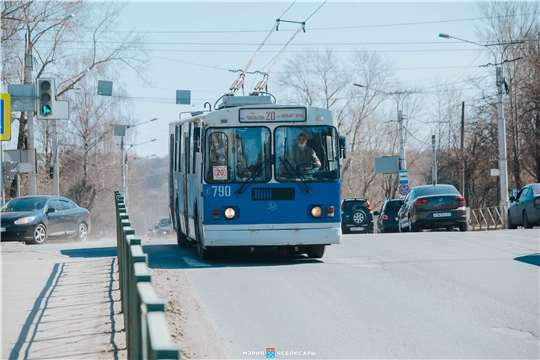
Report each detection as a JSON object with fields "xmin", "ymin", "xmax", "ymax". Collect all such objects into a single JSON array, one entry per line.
[{"xmin": 213, "ymin": 166, "xmax": 227, "ymax": 180}]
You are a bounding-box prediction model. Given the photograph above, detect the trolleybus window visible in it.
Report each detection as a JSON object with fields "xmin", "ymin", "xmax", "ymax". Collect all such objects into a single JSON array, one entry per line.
[
  {"xmin": 275, "ymin": 126, "xmax": 340, "ymax": 182},
  {"xmin": 205, "ymin": 127, "xmax": 271, "ymax": 183}
]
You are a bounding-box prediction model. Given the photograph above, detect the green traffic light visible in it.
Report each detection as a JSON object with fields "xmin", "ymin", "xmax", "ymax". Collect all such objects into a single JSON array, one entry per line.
[{"xmin": 41, "ymin": 104, "xmax": 52, "ymax": 116}]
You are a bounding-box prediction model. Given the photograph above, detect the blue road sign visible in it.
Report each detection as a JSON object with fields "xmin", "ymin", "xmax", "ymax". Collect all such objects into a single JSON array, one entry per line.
[
  {"xmin": 399, "ymin": 183, "xmax": 410, "ymax": 196},
  {"xmin": 398, "ymin": 169, "xmax": 409, "ymax": 184}
]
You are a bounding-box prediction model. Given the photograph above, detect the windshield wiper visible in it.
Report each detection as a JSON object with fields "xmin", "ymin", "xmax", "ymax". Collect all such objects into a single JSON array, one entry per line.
[
  {"xmin": 278, "ymin": 156, "xmax": 311, "ymax": 194},
  {"xmin": 235, "ymin": 158, "xmax": 271, "ymax": 195}
]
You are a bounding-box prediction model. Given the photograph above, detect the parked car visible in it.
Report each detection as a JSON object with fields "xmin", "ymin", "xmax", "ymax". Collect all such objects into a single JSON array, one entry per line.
[
  {"xmin": 507, "ymin": 183, "xmax": 540, "ymax": 229},
  {"xmin": 0, "ymin": 195, "xmax": 91, "ymax": 244},
  {"xmin": 151, "ymin": 216, "xmax": 172, "ymax": 237},
  {"xmin": 341, "ymin": 198, "xmax": 374, "ymax": 234},
  {"xmin": 375, "ymin": 198, "xmax": 404, "ymax": 233},
  {"xmin": 397, "ymin": 184, "xmax": 467, "ymax": 232}
]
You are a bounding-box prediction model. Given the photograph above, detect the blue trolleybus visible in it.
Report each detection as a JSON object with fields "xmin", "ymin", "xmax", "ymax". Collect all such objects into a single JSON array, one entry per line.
[{"xmin": 168, "ymin": 95, "xmax": 346, "ymax": 259}]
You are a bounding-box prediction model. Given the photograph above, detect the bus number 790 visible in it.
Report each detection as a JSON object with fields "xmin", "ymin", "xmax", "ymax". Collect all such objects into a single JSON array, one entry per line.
[{"xmin": 212, "ymin": 185, "xmax": 231, "ymax": 197}]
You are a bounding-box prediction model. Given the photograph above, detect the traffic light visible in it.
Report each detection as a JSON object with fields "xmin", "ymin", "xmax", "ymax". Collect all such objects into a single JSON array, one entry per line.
[{"xmin": 36, "ymin": 78, "xmax": 56, "ymax": 119}]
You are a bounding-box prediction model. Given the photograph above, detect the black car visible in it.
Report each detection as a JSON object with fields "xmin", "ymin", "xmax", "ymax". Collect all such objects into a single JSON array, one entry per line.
[
  {"xmin": 508, "ymin": 183, "xmax": 540, "ymax": 229},
  {"xmin": 398, "ymin": 184, "xmax": 468, "ymax": 232},
  {"xmin": 1, "ymin": 195, "xmax": 91, "ymax": 244},
  {"xmin": 152, "ymin": 216, "xmax": 171, "ymax": 237},
  {"xmin": 341, "ymin": 198, "xmax": 374, "ymax": 234},
  {"xmin": 375, "ymin": 199, "xmax": 404, "ymax": 233}
]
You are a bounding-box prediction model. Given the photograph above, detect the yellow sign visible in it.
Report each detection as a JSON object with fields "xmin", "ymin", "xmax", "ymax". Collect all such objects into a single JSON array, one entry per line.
[{"xmin": 1, "ymin": 93, "xmax": 10, "ymax": 141}]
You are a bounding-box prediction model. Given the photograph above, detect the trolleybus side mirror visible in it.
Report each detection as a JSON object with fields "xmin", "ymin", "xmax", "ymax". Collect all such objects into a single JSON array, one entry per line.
[{"xmin": 339, "ymin": 135, "xmax": 347, "ymax": 159}]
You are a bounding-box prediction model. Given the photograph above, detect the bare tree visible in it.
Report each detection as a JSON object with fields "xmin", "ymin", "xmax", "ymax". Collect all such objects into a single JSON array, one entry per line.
[
  {"xmin": 1, "ymin": 0, "xmax": 151, "ymax": 208},
  {"xmin": 474, "ymin": 0, "xmax": 540, "ymax": 189}
]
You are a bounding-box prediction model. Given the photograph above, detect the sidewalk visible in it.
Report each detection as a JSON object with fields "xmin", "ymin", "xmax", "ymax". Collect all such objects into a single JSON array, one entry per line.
[{"xmin": 1, "ymin": 241, "xmax": 126, "ymax": 359}]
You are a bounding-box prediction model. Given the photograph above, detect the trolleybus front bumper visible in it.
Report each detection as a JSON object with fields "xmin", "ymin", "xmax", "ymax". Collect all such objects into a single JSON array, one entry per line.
[{"xmin": 202, "ymin": 224, "xmax": 341, "ymax": 247}]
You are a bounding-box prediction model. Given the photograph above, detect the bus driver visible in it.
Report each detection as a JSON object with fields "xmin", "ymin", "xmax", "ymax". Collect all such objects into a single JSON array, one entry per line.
[{"xmin": 292, "ymin": 132, "xmax": 321, "ymax": 171}]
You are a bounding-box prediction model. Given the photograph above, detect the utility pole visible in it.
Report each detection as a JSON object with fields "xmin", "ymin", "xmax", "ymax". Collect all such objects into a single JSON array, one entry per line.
[
  {"xmin": 431, "ymin": 135, "xmax": 437, "ymax": 185},
  {"xmin": 461, "ymin": 101, "xmax": 465, "ymax": 196},
  {"xmin": 354, "ymin": 84, "xmax": 418, "ymax": 170},
  {"xmin": 24, "ymin": 33, "xmax": 36, "ymax": 195},
  {"xmin": 495, "ymin": 66, "xmax": 508, "ymax": 216},
  {"xmin": 439, "ymin": 33, "xmax": 523, "ymax": 225},
  {"xmin": 398, "ymin": 109, "xmax": 406, "ymax": 170}
]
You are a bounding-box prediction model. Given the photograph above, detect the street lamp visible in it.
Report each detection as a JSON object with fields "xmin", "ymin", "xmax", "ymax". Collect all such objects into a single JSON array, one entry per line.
[
  {"xmin": 115, "ymin": 117, "xmax": 158, "ymax": 199},
  {"xmin": 124, "ymin": 140, "xmax": 156, "ymax": 207},
  {"xmin": 354, "ymin": 83, "xmax": 417, "ymax": 171},
  {"xmin": 439, "ymin": 33, "xmax": 524, "ymax": 221},
  {"xmin": 24, "ymin": 14, "xmax": 75, "ymax": 195}
]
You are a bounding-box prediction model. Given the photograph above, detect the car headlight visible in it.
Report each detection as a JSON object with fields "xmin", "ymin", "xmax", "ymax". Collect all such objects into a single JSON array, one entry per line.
[
  {"xmin": 224, "ymin": 207, "xmax": 236, "ymax": 219},
  {"xmin": 15, "ymin": 216, "xmax": 36, "ymax": 225},
  {"xmin": 311, "ymin": 206, "xmax": 323, "ymax": 218}
]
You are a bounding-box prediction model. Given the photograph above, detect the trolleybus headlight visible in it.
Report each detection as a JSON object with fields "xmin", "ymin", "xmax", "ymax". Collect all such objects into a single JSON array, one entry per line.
[
  {"xmin": 224, "ymin": 207, "xmax": 236, "ymax": 219},
  {"xmin": 311, "ymin": 206, "xmax": 323, "ymax": 218}
]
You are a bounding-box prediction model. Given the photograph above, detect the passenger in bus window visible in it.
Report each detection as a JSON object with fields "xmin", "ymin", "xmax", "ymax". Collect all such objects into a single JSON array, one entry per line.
[
  {"xmin": 235, "ymin": 134, "xmax": 251, "ymax": 179},
  {"xmin": 210, "ymin": 136, "xmax": 227, "ymax": 165},
  {"xmin": 292, "ymin": 133, "xmax": 321, "ymax": 171}
]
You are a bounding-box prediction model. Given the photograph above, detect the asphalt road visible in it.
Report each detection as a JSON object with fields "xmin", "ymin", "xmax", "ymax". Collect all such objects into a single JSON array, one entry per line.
[{"xmin": 144, "ymin": 229, "xmax": 540, "ymax": 359}]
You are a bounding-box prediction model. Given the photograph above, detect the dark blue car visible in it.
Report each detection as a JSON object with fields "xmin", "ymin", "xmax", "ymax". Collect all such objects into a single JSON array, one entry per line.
[
  {"xmin": 1, "ymin": 195, "xmax": 91, "ymax": 244},
  {"xmin": 508, "ymin": 183, "xmax": 540, "ymax": 229},
  {"xmin": 375, "ymin": 199, "xmax": 404, "ymax": 233}
]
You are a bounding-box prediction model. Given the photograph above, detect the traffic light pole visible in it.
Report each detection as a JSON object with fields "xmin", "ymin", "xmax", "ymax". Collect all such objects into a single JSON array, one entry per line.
[
  {"xmin": 120, "ymin": 135, "xmax": 126, "ymax": 199},
  {"xmin": 53, "ymin": 119, "xmax": 59, "ymax": 195}
]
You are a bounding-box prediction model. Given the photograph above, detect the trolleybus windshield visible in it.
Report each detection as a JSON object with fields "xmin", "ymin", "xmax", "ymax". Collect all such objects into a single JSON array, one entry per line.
[
  {"xmin": 205, "ymin": 127, "xmax": 271, "ymax": 183},
  {"xmin": 275, "ymin": 125, "xmax": 340, "ymax": 182}
]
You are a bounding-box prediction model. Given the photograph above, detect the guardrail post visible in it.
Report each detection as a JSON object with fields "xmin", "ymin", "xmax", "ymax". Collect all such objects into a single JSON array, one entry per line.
[
  {"xmin": 130, "ymin": 261, "xmax": 152, "ymax": 359},
  {"xmin": 114, "ymin": 191, "xmax": 181, "ymax": 360},
  {"xmin": 138, "ymin": 282, "xmax": 181, "ymax": 359}
]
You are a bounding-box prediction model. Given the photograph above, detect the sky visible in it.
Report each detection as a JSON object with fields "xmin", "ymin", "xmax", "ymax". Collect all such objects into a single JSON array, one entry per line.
[{"xmin": 111, "ymin": 1, "xmax": 490, "ymax": 159}]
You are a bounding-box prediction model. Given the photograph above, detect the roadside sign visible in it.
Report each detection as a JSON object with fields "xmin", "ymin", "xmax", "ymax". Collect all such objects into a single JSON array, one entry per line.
[
  {"xmin": 398, "ymin": 184, "xmax": 410, "ymax": 196},
  {"xmin": 398, "ymin": 169, "xmax": 409, "ymax": 184},
  {"xmin": 1, "ymin": 93, "xmax": 11, "ymax": 141}
]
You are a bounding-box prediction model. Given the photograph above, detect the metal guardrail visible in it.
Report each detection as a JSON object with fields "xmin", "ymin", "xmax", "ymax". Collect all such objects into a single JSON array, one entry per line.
[
  {"xmin": 114, "ymin": 191, "xmax": 181, "ymax": 360},
  {"xmin": 469, "ymin": 206, "xmax": 506, "ymax": 230}
]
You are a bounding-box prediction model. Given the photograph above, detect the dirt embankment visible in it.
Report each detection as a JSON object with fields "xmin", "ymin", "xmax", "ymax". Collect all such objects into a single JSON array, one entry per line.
[{"xmin": 149, "ymin": 268, "xmax": 233, "ymax": 359}]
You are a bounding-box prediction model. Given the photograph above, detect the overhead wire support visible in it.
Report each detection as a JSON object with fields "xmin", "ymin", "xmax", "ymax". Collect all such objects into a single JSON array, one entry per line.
[
  {"xmin": 226, "ymin": 21, "xmax": 279, "ymax": 96},
  {"xmin": 250, "ymin": 20, "xmax": 306, "ymax": 95}
]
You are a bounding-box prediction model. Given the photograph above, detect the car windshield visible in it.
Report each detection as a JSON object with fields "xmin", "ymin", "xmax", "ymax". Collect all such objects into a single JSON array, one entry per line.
[
  {"xmin": 159, "ymin": 218, "xmax": 169, "ymax": 226},
  {"xmin": 1, "ymin": 198, "xmax": 47, "ymax": 212},
  {"xmin": 416, "ymin": 185, "xmax": 459, "ymax": 197}
]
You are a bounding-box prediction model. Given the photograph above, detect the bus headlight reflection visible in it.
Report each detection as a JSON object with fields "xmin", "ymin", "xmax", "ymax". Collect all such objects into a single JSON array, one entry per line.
[
  {"xmin": 224, "ymin": 207, "xmax": 236, "ymax": 219},
  {"xmin": 311, "ymin": 206, "xmax": 323, "ymax": 218}
]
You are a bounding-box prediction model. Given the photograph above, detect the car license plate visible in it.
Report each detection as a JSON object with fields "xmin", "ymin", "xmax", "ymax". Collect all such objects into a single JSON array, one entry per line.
[
  {"xmin": 350, "ymin": 227, "xmax": 365, "ymax": 231},
  {"xmin": 0, "ymin": 227, "xmax": 5, "ymax": 232},
  {"xmin": 433, "ymin": 212, "xmax": 451, "ymax": 217}
]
